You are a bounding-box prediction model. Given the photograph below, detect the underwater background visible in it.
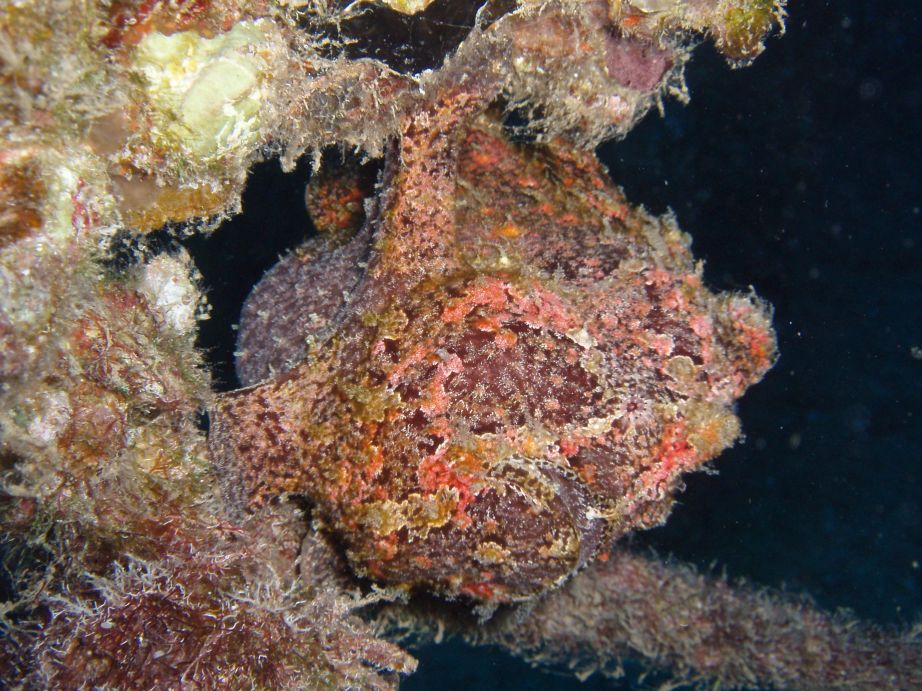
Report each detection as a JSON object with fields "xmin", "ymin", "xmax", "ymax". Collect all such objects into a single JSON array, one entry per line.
[{"xmin": 188, "ymin": 0, "xmax": 921, "ymax": 687}]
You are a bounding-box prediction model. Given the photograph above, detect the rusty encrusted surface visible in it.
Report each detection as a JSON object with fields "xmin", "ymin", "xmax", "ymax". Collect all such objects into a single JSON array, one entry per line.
[
  {"xmin": 211, "ymin": 105, "xmax": 776, "ymax": 602},
  {"xmin": 3, "ymin": 0, "xmax": 918, "ymax": 686},
  {"xmin": 32, "ymin": 0, "xmax": 922, "ymax": 687}
]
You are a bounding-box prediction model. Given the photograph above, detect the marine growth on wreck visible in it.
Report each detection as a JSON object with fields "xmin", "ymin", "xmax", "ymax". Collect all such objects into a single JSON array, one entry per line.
[{"xmin": 0, "ymin": 0, "xmax": 919, "ymax": 688}]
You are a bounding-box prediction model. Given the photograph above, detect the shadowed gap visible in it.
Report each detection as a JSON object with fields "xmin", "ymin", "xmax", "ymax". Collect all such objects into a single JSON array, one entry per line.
[{"xmin": 183, "ymin": 157, "xmax": 316, "ymax": 391}]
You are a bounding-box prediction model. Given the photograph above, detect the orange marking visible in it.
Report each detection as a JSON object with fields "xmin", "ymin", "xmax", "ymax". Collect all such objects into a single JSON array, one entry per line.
[{"xmin": 495, "ymin": 222, "xmax": 523, "ymax": 238}]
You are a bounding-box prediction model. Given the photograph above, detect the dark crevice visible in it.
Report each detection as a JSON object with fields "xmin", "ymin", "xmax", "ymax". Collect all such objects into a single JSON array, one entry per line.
[
  {"xmin": 303, "ymin": 0, "xmax": 513, "ymax": 75},
  {"xmin": 181, "ymin": 157, "xmax": 316, "ymax": 391},
  {"xmin": 104, "ymin": 226, "xmax": 187, "ymax": 276}
]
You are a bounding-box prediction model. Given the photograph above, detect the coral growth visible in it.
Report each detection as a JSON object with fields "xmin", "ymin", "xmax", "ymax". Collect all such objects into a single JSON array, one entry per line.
[
  {"xmin": 378, "ymin": 550, "xmax": 921, "ymax": 688},
  {"xmin": 0, "ymin": 236, "xmax": 409, "ymax": 687}
]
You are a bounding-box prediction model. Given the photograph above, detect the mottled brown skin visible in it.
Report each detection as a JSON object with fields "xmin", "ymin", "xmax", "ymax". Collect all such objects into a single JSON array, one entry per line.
[{"xmin": 211, "ymin": 93, "xmax": 776, "ymax": 602}]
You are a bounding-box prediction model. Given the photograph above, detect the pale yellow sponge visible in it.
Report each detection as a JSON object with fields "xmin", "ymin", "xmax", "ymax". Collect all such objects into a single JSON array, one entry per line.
[{"xmin": 133, "ymin": 21, "xmax": 274, "ymax": 161}]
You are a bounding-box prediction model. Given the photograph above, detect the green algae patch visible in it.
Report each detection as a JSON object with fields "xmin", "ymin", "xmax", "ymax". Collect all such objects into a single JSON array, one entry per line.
[{"xmin": 719, "ymin": 0, "xmax": 786, "ymax": 61}]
